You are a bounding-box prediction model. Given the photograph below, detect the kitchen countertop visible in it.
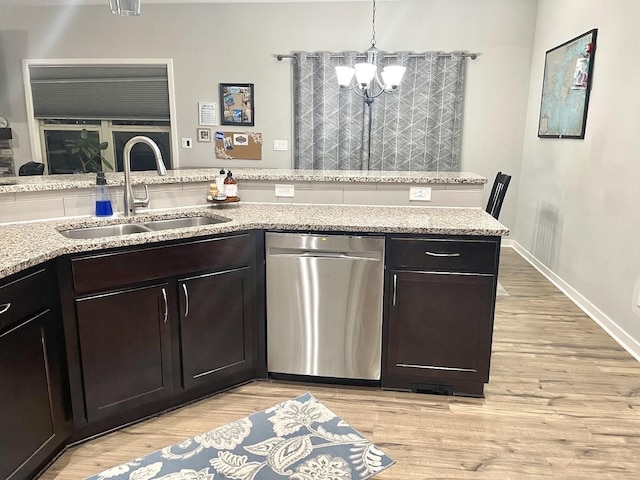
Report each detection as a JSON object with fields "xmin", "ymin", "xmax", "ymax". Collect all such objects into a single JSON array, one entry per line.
[
  {"xmin": 0, "ymin": 203, "xmax": 508, "ymax": 280},
  {"xmin": 0, "ymin": 169, "xmax": 486, "ymax": 193}
]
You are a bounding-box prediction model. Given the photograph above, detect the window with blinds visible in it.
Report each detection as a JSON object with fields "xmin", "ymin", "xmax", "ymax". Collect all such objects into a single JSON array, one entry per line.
[{"xmin": 25, "ymin": 61, "xmax": 174, "ymax": 174}]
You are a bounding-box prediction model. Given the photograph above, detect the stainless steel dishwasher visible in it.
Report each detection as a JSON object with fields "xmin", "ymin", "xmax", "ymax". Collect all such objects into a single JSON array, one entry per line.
[{"xmin": 266, "ymin": 232, "xmax": 385, "ymax": 380}]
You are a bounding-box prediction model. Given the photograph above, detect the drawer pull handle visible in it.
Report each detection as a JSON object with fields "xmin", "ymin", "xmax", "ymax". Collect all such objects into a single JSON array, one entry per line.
[
  {"xmin": 0, "ymin": 303, "xmax": 10, "ymax": 315},
  {"xmin": 182, "ymin": 283, "xmax": 189, "ymax": 318},
  {"xmin": 425, "ymin": 251, "xmax": 461, "ymax": 257},
  {"xmin": 161, "ymin": 288, "xmax": 168, "ymax": 324}
]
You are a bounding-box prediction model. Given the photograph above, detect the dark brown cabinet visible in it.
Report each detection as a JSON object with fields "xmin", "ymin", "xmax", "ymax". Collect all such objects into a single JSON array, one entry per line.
[
  {"xmin": 179, "ymin": 267, "xmax": 255, "ymax": 390},
  {"xmin": 1, "ymin": 223, "xmax": 506, "ymax": 480},
  {"xmin": 383, "ymin": 236, "xmax": 501, "ymax": 396},
  {"xmin": 75, "ymin": 283, "xmax": 174, "ymax": 422},
  {"xmin": 0, "ymin": 266, "xmax": 71, "ymax": 480},
  {"xmin": 58, "ymin": 232, "xmax": 260, "ymax": 433}
]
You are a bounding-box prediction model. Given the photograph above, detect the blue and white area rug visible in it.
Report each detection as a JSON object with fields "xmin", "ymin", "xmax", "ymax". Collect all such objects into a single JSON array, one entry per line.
[{"xmin": 86, "ymin": 392, "xmax": 394, "ymax": 480}]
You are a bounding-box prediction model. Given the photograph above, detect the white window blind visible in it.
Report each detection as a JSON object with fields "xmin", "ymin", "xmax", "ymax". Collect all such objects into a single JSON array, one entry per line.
[{"xmin": 29, "ymin": 64, "xmax": 170, "ymax": 121}]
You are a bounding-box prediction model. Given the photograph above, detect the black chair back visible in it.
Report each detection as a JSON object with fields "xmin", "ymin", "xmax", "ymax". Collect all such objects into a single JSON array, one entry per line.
[
  {"xmin": 486, "ymin": 171, "xmax": 511, "ymax": 219},
  {"xmin": 18, "ymin": 161, "xmax": 45, "ymax": 176}
]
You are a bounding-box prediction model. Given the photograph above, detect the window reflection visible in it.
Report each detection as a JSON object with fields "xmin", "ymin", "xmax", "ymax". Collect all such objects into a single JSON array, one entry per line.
[{"xmin": 41, "ymin": 120, "xmax": 171, "ymax": 174}]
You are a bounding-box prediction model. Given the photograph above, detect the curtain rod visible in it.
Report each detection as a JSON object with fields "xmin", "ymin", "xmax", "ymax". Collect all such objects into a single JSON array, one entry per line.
[{"xmin": 276, "ymin": 52, "xmax": 478, "ymax": 61}]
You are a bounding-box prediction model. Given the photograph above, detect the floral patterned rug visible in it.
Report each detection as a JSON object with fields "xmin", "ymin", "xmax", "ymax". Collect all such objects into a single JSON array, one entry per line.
[{"xmin": 86, "ymin": 392, "xmax": 394, "ymax": 480}]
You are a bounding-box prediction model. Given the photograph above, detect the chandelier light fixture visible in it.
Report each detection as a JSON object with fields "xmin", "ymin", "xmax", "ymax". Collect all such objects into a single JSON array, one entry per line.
[
  {"xmin": 109, "ymin": 0, "xmax": 141, "ymax": 16},
  {"xmin": 335, "ymin": 0, "xmax": 406, "ymax": 105}
]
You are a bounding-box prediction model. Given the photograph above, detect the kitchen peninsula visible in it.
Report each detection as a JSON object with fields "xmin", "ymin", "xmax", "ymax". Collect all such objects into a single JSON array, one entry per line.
[{"xmin": 0, "ymin": 170, "xmax": 507, "ymax": 480}]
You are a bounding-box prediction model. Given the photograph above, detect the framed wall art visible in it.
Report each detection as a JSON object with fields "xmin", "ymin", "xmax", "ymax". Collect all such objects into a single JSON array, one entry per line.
[
  {"xmin": 198, "ymin": 102, "xmax": 217, "ymax": 126},
  {"xmin": 220, "ymin": 83, "xmax": 254, "ymax": 126},
  {"xmin": 538, "ymin": 28, "xmax": 597, "ymax": 139},
  {"xmin": 197, "ymin": 128, "xmax": 211, "ymax": 142}
]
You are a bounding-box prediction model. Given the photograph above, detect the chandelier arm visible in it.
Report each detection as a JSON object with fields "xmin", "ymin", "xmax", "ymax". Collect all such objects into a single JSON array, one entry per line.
[
  {"xmin": 367, "ymin": 87, "xmax": 388, "ymax": 100},
  {"xmin": 373, "ymin": 71, "xmax": 385, "ymax": 90},
  {"xmin": 342, "ymin": 84, "xmax": 367, "ymax": 99},
  {"xmin": 347, "ymin": 80, "xmax": 390, "ymax": 100}
]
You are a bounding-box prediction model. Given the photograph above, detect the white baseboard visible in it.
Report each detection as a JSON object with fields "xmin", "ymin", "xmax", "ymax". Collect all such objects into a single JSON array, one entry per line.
[
  {"xmin": 507, "ymin": 241, "xmax": 640, "ymax": 363},
  {"xmin": 500, "ymin": 238, "xmax": 515, "ymax": 248}
]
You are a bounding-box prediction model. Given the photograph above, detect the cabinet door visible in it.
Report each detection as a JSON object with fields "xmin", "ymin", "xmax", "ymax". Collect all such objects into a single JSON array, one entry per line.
[
  {"xmin": 75, "ymin": 283, "xmax": 173, "ymax": 422},
  {"xmin": 179, "ymin": 267, "xmax": 255, "ymax": 390},
  {"xmin": 0, "ymin": 309, "xmax": 71, "ymax": 480},
  {"xmin": 385, "ymin": 271, "xmax": 495, "ymax": 391}
]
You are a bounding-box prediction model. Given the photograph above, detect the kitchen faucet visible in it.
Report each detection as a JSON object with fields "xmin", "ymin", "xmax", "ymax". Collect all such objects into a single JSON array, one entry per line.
[{"xmin": 123, "ymin": 136, "xmax": 167, "ymax": 216}]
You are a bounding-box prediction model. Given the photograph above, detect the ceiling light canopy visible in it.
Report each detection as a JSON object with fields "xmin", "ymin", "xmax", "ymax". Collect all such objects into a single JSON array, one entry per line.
[
  {"xmin": 109, "ymin": 0, "xmax": 140, "ymax": 16},
  {"xmin": 336, "ymin": 0, "xmax": 406, "ymax": 105}
]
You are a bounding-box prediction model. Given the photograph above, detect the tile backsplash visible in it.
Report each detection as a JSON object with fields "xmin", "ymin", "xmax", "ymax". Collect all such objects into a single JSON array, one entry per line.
[{"xmin": 0, "ymin": 180, "xmax": 484, "ymax": 224}]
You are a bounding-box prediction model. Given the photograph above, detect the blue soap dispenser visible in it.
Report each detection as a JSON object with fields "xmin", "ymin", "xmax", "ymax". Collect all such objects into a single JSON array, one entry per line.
[{"xmin": 95, "ymin": 172, "xmax": 113, "ymax": 217}]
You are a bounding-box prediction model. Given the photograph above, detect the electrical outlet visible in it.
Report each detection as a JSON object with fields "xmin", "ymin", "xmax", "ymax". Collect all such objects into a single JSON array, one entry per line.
[
  {"xmin": 181, "ymin": 138, "xmax": 192, "ymax": 148},
  {"xmin": 409, "ymin": 186, "xmax": 432, "ymax": 201},
  {"xmin": 275, "ymin": 184, "xmax": 295, "ymax": 197},
  {"xmin": 273, "ymin": 140, "xmax": 288, "ymax": 151}
]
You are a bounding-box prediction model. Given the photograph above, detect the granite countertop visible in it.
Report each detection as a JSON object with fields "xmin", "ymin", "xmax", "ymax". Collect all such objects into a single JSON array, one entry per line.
[
  {"xmin": 0, "ymin": 169, "xmax": 486, "ymax": 193},
  {"xmin": 0, "ymin": 203, "xmax": 508, "ymax": 280}
]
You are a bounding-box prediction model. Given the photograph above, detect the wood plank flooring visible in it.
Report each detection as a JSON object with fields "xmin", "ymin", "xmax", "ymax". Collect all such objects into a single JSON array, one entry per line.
[{"xmin": 40, "ymin": 248, "xmax": 640, "ymax": 479}]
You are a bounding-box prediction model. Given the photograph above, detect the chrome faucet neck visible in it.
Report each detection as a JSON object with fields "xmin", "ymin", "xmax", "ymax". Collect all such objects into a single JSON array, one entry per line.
[{"xmin": 122, "ymin": 136, "xmax": 167, "ymax": 216}]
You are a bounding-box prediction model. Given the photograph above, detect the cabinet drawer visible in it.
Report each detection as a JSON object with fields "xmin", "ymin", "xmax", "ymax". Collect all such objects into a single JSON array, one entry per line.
[
  {"xmin": 388, "ymin": 237, "xmax": 498, "ymax": 274},
  {"xmin": 71, "ymin": 233, "xmax": 254, "ymax": 293},
  {"xmin": 0, "ymin": 268, "xmax": 54, "ymax": 331}
]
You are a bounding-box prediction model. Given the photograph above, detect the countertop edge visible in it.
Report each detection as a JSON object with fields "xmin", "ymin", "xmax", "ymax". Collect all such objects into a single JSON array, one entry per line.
[
  {"xmin": 0, "ymin": 204, "xmax": 508, "ymax": 280},
  {"xmin": 0, "ymin": 169, "xmax": 487, "ymax": 193}
]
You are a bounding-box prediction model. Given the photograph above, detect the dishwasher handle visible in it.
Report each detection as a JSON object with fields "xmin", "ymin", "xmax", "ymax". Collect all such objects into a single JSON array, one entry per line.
[{"xmin": 269, "ymin": 251, "xmax": 381, "ymax": 261}]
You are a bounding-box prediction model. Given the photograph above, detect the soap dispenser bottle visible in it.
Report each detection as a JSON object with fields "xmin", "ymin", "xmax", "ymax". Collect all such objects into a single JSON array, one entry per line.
[
  {"xmin": 216, "ymin": 168, "xmax": 226, "ymax": 193},
  {"xmin": 95, "ymin": 172, "xmax": 113, "ymax": 217},
  {"xmin": 224, "ymin": 170, "xmax": 238, "ymax": 199}
]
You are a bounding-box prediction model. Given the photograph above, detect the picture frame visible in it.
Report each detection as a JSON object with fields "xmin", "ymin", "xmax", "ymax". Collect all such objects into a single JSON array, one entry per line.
[
  {"xmin": 197, "ymin": 128, "xmax": 211, "ymax": 142},
  {"xmin": 198, "ymin": 102, "xmax": 217, "ymax": 126},
  {"xmin": 220, "ymin": 83, "xmax": 254, "ymax": 126},
  {"xmin": 538, "ymin": 29, "xmax": 597, "ymax": 139}
]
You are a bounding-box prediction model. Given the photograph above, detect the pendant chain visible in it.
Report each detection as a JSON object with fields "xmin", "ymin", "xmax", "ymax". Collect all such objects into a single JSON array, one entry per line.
[{"xmin": 370, "ymin": 0, "xmax": 377, "ymax": 47}]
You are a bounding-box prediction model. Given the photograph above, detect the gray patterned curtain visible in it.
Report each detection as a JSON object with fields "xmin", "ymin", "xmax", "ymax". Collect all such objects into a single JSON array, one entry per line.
[{"xmin": 293, "ymin": 51, "xmax": 467, "ymax": 171}]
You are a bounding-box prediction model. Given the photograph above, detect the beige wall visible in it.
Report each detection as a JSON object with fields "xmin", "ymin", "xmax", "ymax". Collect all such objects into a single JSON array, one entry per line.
[
  {"xmin": 0, "ymin": 0, "xmax": 537, "ymax": 230},
  {"xmin": 516, "ymin": 0, "xmax": 640, "ymax": 355}
]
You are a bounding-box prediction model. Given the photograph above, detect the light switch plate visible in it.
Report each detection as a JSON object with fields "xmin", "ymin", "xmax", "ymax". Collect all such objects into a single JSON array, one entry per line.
[
  {"xmin": 409, "ymin": 186, "xmax": 432, "ymax": 201},
  {"xmin": 275, "ymin": 184, "xmax": 294, "ymax": 197},
  {"xmin": 181, "ymin": 138, "xmax": 193, "ymax": 148},
  {"xmin": 273, "ymin": 140, "xmax": 288, "ymax": 151}
]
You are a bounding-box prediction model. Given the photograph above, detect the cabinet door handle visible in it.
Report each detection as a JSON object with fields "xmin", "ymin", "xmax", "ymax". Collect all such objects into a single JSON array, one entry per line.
[
  {"xmin": 182, "ymin": 283, "xmax": 189, "ymax": 318},
  {"xmin": 392, "ymin": 274, "xmax": 397, "ymax": 307},
  {"xmin": 0, "ymin": 303, "xmax": 10, "ymax": 315},
  {"xmin": 161, "ymin": 288, "xmax": 168, "ymax": 323},
  {"xmin": 425, "ymin": 251, "xmax": 461, "ymax": 257}
]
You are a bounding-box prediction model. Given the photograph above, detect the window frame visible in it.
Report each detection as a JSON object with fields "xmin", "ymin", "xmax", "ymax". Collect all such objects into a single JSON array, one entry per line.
[{"xmin": 23, "ymin": 58, "xmax": 179, "ymax": 174}]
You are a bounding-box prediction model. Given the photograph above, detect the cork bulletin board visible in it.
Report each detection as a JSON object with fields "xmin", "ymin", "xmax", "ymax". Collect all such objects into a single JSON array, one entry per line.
[{"xmin": 215, "ymin": 131, "xmax": 263, "ymax": 160}]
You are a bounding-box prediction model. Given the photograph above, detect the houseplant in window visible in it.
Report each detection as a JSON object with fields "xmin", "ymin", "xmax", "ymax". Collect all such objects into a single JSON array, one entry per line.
[{"xmin": 65, "ymin": 129, "xmax": 112, "ymax": 173}]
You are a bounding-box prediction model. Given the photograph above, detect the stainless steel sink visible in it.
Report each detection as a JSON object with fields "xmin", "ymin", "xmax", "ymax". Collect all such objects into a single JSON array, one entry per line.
[
  {"xmin": 59, "ymin": 216, "xmax": 230, "ymax": 239},
  {"xmin": 141, "ymin": 216, "xmax": 227, "ymax": 231},
  {"xmin": 60, "ymin": 223, "xmax": 152, "ymax": 239}
]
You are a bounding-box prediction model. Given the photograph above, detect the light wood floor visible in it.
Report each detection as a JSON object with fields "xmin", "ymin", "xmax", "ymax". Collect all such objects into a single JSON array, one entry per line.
[{"xmin": 41, "ymin": 248, "xmax": 640, "ymax": 479}]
